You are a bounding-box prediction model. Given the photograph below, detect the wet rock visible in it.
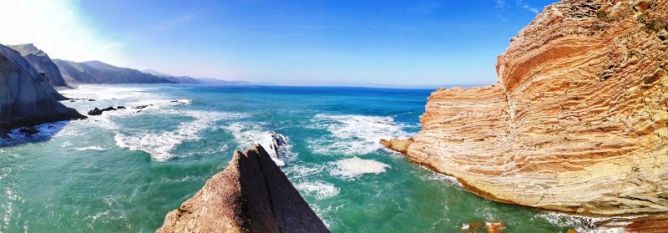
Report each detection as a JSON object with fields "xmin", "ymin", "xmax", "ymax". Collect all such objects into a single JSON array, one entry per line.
[
  {"xmin": 18, "ymin": 126, "xmax": 39, "ymax": 135},
  {"xmin": 88, "ymin": 108, "xmax": 103, "ymax": 116},
  {"xmin": 87, "ymin": 106, "xmax": 117, "ymax": 116},
  {"xmin": 134, "ymin": 104, "xmax": 152, "ymax": 110},
  {"xmin": 157, "ymin": 145, "xmax": 329, "ymax": 233}
]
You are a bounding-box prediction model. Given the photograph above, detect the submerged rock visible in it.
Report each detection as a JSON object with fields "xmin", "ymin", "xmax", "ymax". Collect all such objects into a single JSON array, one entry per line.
[
  {"xmin": 157, "ymin": 145, "xmax": 329, "ymax": 233},
  {"xmin": 385, "ymin": 0, "xmax": 668, "ymax": 217},
  {"xmin": 0, "ymin": 44, "xmax": 85, "ymax": 135}
]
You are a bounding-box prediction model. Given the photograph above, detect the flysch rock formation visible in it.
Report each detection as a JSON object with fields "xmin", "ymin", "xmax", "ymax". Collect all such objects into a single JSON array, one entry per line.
[
  {"xmin": 383, "ymin": 0, "xmax": 668, "ymax": 219},
  {"xmin": 0, "ymin": 44, "xmax": 84, "ymax": 134},
  {"xmin": 157, "ymin": 144, "xmax": 329, "ymax": 233},
  {"xmin": 8, "ymin": 43, "xmax": 69, "ymax": 89}
]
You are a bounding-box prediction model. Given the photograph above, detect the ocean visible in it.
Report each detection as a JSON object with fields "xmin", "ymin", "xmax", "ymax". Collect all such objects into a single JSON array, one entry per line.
[{"xmin": 0, "ymin": 84, "xmax": 598, "ymax": 232}]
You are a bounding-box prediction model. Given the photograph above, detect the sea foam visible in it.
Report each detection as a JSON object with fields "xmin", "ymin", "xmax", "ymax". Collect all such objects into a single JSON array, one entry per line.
[
  {"xmin": 309, "ymin": 114, "xmax": 409, "ymax": 155},
  {"xmin": 329, "ymin": 157, "xmax": 390, "ymax": 179},
  {"xmin": 74, "ymin": 146, "xmax": 108, "ymax": 151},
  {"xmin": 295, "ymin": 181, "xmax": 340, "ymax": 199},
  {"xmin": 114, "ymin": 111, "xmax": 230, "ymax": 161},
  {"xmin": 223, "ymin": 122, "xmax": 294, "ymax": 166}
]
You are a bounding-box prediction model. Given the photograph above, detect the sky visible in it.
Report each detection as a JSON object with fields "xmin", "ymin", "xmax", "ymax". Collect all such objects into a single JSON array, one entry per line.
[{"xmin": 0, "ymin": 0, "xmax": 556, "ymax": 87}]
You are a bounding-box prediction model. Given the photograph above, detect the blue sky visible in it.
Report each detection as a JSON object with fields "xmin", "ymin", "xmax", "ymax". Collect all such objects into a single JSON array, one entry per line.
[{"xmin": 0, "ymin": 0, "xmax": 556, "ymax": 87}]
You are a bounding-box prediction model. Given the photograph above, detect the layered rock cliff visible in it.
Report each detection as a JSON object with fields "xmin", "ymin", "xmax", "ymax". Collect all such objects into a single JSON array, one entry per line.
[
  {"xmin": 0, "ymin": 44, "xmax": 84, "ymax": 134},
  {"xmin": 54, "ymin": 59, "xmax": 175, "ymax": 84},
  {"xmin": 384, "ymin": 0, "xmax": 668, "ymax": 217},
  {"xmin": 8, "ymin": 44, "xmax": 68, "ymax": 88},
  {"xmin": 157, "ymin": 145, "xmax": 329, "ymax": 233}
]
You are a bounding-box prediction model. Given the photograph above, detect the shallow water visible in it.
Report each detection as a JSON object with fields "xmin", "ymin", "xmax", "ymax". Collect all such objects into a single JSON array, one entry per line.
[{"xmin": 0, "ymin": 84, "xmax": 600, "ymax": 232}]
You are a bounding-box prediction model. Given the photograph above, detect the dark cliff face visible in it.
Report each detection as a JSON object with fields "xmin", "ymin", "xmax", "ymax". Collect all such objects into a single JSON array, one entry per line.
[
  {"xmin": 0, "ymin": 44, "xmax": 84, "ymax": 134},
  {"xmin": 8, "ymin": 44, "xmax": 68, "ymax": 88},
  {"xmin": 157, "ymin": 145, "xmax": 329, "ymax": 233},
  {"xmin": 53, "ymin": 59, "xmax": 175, "ymax": 85}
]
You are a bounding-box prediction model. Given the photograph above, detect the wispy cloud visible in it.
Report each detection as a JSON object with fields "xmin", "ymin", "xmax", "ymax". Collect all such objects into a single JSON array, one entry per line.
[
  {"xmin": 521, "ymin": 4, "xmax": 540, "ymax": 14},
  {"xmin": 516, "ymin": 0, "xmax": 539, "ymax": 14},
  {"xmin": 150, "ymin": 13, "xmax": 196, "ymax": 33},
  {"xmin": 0, "ymin": 0, "xmax": 129, "ymax": 66},
  {"xmin": 496, "ymin": 0, "xmax": 506, "ymax": 9}
]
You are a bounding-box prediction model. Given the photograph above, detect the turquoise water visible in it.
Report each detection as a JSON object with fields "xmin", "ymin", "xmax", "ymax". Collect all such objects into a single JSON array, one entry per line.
[{"xmin": 0, "ymin": 84, "xmax": 595, "ymax": 232}]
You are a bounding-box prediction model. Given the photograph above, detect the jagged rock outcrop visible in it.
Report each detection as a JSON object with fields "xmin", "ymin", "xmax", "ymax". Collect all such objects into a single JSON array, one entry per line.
[
  {"xmin": 385, "ymin": 0, "xmax": 668, "ymax": 216},
  {"xmin": 157, "ymin": 145, "xmax": 329, "ymax": 233},
  {"xmin": 53, "ymin": 59, "xmax": 175, "ymax": 84},
  {"xmin": 0, "ymin": 44, "xmax": 84, "ymax": 134},
  {"xmin": 8, "ymin": 44, "xmax": 68, "ymax": 88}
]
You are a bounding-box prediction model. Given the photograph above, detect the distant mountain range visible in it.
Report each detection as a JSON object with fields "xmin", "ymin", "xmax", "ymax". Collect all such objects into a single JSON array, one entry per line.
[{"xmin": 7, "ymin": 43, "xmax": 244, "ymax": 87}]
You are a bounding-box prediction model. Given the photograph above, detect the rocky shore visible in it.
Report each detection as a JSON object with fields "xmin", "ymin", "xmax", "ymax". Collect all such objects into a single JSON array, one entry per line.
[
  {"xmin": 384, "ymin": 0, "xmax": 668, "ymax": 220},
  {"xmin": 0, "ymin": 44, "xmax": 84, "ymax": 135},
  {"xmin": 157, "ymin": 144, "xmax": 329, "ymax": 233}
]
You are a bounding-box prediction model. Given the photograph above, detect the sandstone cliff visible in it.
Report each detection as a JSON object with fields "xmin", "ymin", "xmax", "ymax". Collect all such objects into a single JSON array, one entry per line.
[
  {"xmin": 157, "ymin": 145, "xmax": 329, "ymax": 233},
  {"xmin": 384, "ymin": 0, "xmax": 668, "ymax": 217},
  {"xmin": 8, "ymin": 43, "xmax": 68, "ymax": 89},
  {"xmin": 0, "ymin": 44, "xmax": 84, "ymax": 134}
]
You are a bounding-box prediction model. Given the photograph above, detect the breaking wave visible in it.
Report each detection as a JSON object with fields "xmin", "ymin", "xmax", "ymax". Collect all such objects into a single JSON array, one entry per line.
[
  {"xmin": 308, "ymin": 114, "xmax": 409, "ymax": 155},
  {"xmin": 329, "ymin": 157, "xmax": 390, "ymax": 179},
  {"xmin": 295, "ymin": 181, "xmax": 340, "ymax": 199},
  {"xmin": 114, "ymin": 110, "xmax": 232, "ymax": 161},
  {"xmin": 223, "ymin": 122, "xmax": 294, "ymax": 166}
]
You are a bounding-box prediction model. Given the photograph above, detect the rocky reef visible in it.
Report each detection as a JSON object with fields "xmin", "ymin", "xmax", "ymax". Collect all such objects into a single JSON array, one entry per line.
[
  {"xmin": 157, "ymin": 145, "xmax": 329, "ymax": 233},
  {"xmin": 0, "ymin": 44, "xmax": 84, "ymax": 135},
  {"xmin": 384, "ymin": 0, "xmax": 668, "ymax": 217}
]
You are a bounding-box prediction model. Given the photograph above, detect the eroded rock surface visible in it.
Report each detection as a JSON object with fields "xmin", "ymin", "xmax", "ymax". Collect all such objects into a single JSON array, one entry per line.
[
  {"xmin": 0, "ymin": 44, "xmax": 84, "ymax": 134},
  {"xmin": 157, "ymin": 145, "xmax": 329, "ymax": 233},
  {"xmin": 386, "ymin": 0, "xmax": 668, "ymax": 216}
]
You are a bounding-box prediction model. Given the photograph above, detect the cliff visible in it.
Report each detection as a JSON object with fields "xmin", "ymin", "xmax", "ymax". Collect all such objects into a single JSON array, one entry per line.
[
  {"xmin": 157, "ymin": 145, "xmax": 329, "ymax": 233},
  {"xmin": 384, "ymin": 0, "xmax": 668, "ymax": 217},
  {"xmin": 0, "ymin": 44, "xmax": 84, "ymax": 134},
  {"xmin": 54, "ymin": 59, "xmax": 175, "ymax": 85},
  {"xmin": 8, "ymin": 44, "xmax": 68, "ymax": 88}
]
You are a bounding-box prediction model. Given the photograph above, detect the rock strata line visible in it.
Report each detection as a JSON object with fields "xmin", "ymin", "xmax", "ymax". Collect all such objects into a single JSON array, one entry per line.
[{"xmin": 384, "ymin": 0, "xmax": 668, "ymax": 217}]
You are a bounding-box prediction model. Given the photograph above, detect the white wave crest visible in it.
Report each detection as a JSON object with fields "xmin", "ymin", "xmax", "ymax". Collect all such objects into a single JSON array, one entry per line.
[
  {"xmin": 60, "ymin": 85, "xmax": 160, "ymax": 101},
  {"xmin": 329, "ymin": 157, "xmax": 390, "ymax": 179},
  {"xmin": 309, "ymin": 114, "xmax": 409, "ymax": 155},
  {"xmin": 223, "ymin": 123, "xmax": 294, "ymax": 166},
  {"xmin": 295, "ymin": 181, "xmax": 340, "ymax": 199},
  {"xmin": 284, "ymin": 164, "xmax": 328, "ymax": 180},
  {"xmin": 75, "ymin": 146, "xmax": 107, "ymax": 151},
  {"xmin": 114, "ymin": 111, "xmax": 229, "ymax": 161},
  {"xmin": 535, "ymin": 212, "xmax": 627, "ymax": 233}
]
